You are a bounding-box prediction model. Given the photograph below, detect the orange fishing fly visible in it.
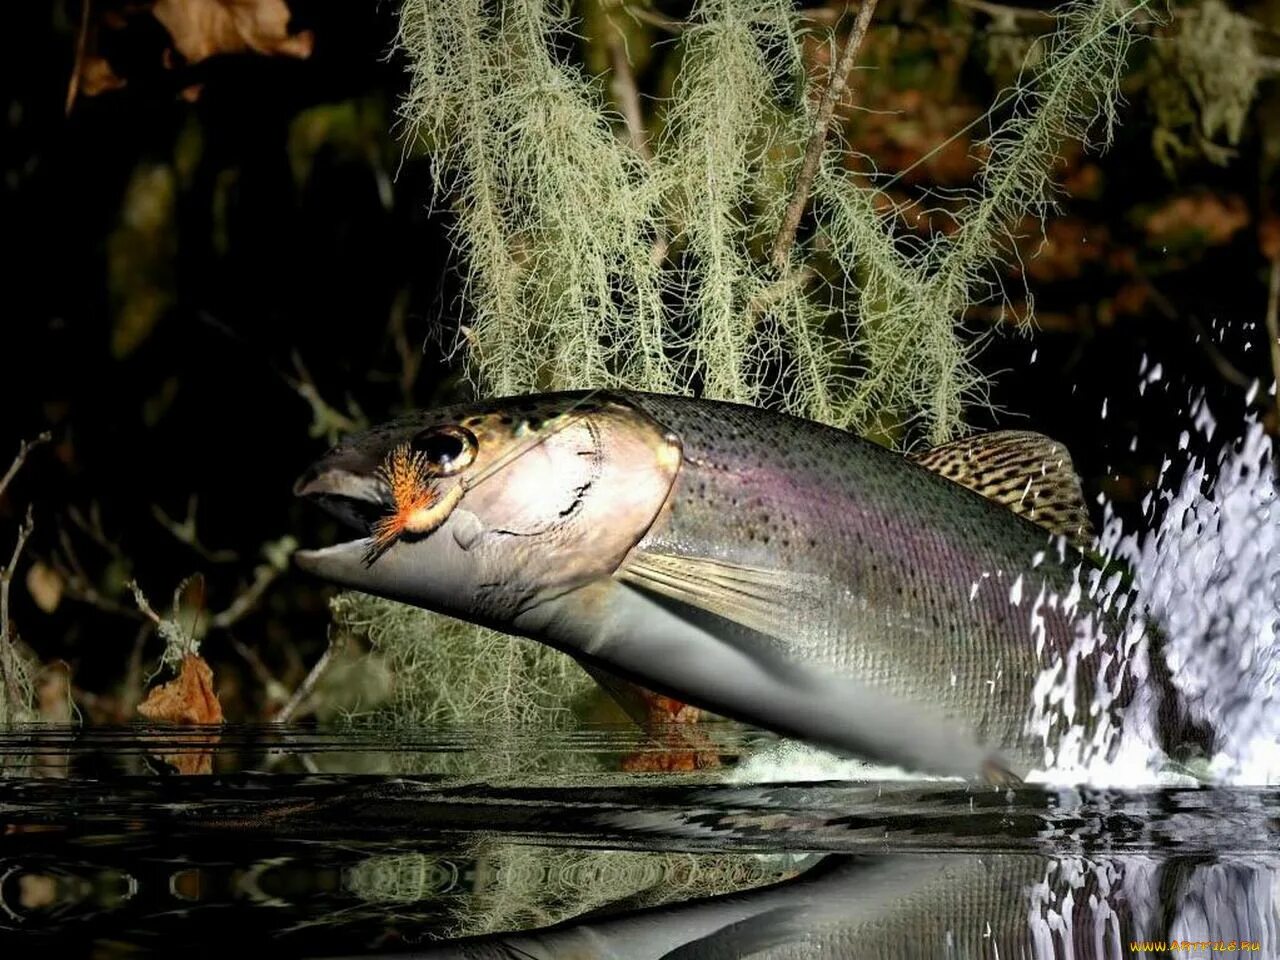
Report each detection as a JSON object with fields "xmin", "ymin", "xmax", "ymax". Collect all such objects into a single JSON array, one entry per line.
[{"xmin": 364, "ymin": 443, "xmax": 463, "ymax": 565}]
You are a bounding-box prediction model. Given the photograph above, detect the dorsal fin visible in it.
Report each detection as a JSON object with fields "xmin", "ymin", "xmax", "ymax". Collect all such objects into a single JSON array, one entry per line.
[{"xmin": 909, "ymin": 430, "xmax": 1094, "ymax": 549}]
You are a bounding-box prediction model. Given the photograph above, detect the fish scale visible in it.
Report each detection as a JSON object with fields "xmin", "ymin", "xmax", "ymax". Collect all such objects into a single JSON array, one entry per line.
[{"xmin": 624, "ymin": 394, "xmax": 1096, "ymax": 773}]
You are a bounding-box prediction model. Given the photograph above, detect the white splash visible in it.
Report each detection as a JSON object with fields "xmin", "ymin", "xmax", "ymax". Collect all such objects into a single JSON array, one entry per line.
[
  {"xmin": 1033, "ymin": 399, "xmax": 1280, "ymax": 787},
  {"xmin": 726, "ymin": 740, "xmax": 963, "ymax": 784},
  {"xmin": 1123, "ymin": 413, "xmax": 1280, "ymax": 785}
]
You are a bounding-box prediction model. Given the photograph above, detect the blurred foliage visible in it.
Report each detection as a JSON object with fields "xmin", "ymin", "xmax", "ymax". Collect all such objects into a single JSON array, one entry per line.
[
  {"xmin": 330, "ymin": 593, "xmax": 599, "ymax": 728},
  {"xmin": 3, "ymin": 0, "xmax": 1279, "ymax": 729}
]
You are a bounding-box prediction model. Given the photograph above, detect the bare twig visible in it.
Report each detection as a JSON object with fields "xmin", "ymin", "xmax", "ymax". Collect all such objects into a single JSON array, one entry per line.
[
  {"xmin": 1265, "ymin": 257, "xmax": 1280, "ymax": 428},
  {"xmin": 52, "ymin": 526, "xmax": 142, "ymax": 619},
  {"xmin": 770, "ymin": 0, "xmax": 881, "ymax": 271},
  {"xmin": 606, "ymin": 22, "xmax": 670, "ymax": 267},
  {"xmin": 67, "ymin": 503, "xmax": 127, "ymax": 563},
  {"xmin": 950, "ymin": 0, "xmax": 1053, "ymax": 23},
  {"xmin": 608, "ymin": 31, "xmax": 652, "ymax": 163},
  {"xmin": 1142, "ymin": 280, "xmax": 1254, "ymax": 390},
  {"xmin": 152, "ymin": 495, "xmax": 238, "ymax": 564},
  {"xmin": 1, "ymin": 506, "xmax": 35, "ymax": 709},
  {"xmin": 746, "ymin": 265, "xmax": 819, "ymax": 324},
  {"xmin": 0, "ymin": 432, "xmax": 51, "ymax": 504},
  {"xmin": 209, "ymin": 535, "xmax": 294, "ymax": 632},
  {"xmin": 232, "ymin": 638, "xmax": 291, "ymax": 711},
  {"xmin": 65, "ymin": 0, "xmax": 92, "ymax": 115},
  {"xmin": 209, "ymin": 556, "xmax": 290, "ymax": 630},
  {"xmin": 274, "ymin": 630, "xmax": 345, "ymax": 723},
  {"xmin": 127, "ymin": 580, "xmax": 165, "ymax": 626},
  {"xmin": 2, "ymin": 432, "xmax": 51, "ymax": 715},
  {"xmin": 286, "ymin": 352, "xmax": 366, "ymax": 444},
  {"xmin": 387, "ymin": 289, "xmax": 421, "ymax": 409}
]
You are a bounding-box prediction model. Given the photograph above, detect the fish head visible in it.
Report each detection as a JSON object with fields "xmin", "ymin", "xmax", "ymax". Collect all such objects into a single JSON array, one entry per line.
[{"xmin": 294, "ymin": 392, "xmax": 682, "ymax": 628}]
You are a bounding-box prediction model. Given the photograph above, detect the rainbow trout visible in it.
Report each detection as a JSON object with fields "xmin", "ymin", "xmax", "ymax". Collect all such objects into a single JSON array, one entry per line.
[{"xmin": 295, "ymin": 391, "xmax": 1128, "ymax": 781}]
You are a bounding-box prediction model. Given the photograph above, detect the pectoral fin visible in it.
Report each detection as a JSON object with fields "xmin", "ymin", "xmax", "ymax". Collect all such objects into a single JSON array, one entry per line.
[{"xmin": 615, "ymin": 550, "xmax": 827, "ymax": 640}]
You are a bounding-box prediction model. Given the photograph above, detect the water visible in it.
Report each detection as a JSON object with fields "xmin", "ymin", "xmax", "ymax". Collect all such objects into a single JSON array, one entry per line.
[
  {"xmin": 6, "ymin": 413, "xmax": 1279, "ymax": 957},
  {"xmin": 2, "ymin": 726, "xmax": 1278, "ymax": 957}
]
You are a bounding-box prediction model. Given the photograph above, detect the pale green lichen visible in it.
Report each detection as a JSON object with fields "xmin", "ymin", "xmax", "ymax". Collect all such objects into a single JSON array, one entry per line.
[
  {"xmin": 396, "ymin": 0, "xmax": 1140, "ymax": 445},
  {"xmin": 330, "ymin": 593, "xmax": 596, "ymax": 729},
  {"xmin": 1148, "ymin": 0, "xmax": 1262, "ymax": 175},
  {"xmin": 368, "ymin": 0, "xmax": 1144, "ymax": 726},
  {"xmin": 833, "ymin": 0, "xmax": 1138, "ymax": 443},
  {"xmin": 0, "ymin": 641, "xmax": 37, "ymax": 728},
  {"xmin": 397, "ymin": 0, "xmax": 675, "ymax": 396},
  {"xmin": 654, "ymin": 0, "xmax": 804, "ymax": 406}
]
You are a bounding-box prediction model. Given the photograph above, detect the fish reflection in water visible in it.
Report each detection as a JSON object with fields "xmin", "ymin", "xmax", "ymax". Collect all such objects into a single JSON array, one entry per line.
[
  {"xmin": 1, "ymin": 734, "xmax": 1277, "ymax": 958},
  {"xmin": 350, "ymin": 852, "xmax": 1277, "ymax": 960}
]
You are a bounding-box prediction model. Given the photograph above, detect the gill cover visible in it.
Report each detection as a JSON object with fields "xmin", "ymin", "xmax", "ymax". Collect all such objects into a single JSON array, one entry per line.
[{"xmin": 295, "ymin": 394, "xmax": 684, "ymax": 623}]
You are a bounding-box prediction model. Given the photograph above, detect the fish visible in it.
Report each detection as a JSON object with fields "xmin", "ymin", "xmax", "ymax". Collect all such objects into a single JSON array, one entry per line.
[{"xmin": 293, "ymin": 391, "xmax": 1158, "ymax": 782}]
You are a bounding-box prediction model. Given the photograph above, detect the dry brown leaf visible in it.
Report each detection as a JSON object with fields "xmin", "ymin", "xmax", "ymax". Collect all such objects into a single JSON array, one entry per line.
[
  {"xmin": 79, "ymin": 55, "xmax": 128, "ymax": 98},
  {"xmin": 138, "ymin": 653, "xmax": 224, "ymax": 724},
  {"xmin": 1144, "ymin": 193, "xmax": 1249, "ymax": 249},
  {"xmin": 25, "ymin": 562, "xmax": 64, "ymax": 614},
  {"xmin": 151, "ymin": 0, "xmax": 313, "ymax": 66},
  {"xmin": 159, "ymin": 739, "xmax": 217, "ymax": 775},
  {"xmin": 1259, "ymin": 215, "xmax": 1280, "ymax": 262}
]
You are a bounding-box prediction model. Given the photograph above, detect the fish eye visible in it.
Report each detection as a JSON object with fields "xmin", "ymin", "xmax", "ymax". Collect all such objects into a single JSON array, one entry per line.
[{"xmin": 409, "ymin": 425, "xmax": 477, "ymax": 476}]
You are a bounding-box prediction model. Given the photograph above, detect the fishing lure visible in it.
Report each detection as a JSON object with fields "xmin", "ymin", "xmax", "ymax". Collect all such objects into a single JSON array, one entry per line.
[{"xmin": 364, "ymin": 443, "xmax": 463, "ymax": 566}]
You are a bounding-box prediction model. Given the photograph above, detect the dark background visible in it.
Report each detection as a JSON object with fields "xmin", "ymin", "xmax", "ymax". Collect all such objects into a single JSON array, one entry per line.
[{"xmin": 3, "ymin": 0, "xmax": 1276, "ymax": 721}]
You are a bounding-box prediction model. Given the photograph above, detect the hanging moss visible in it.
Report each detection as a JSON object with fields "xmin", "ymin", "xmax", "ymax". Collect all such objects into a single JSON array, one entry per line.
[
  {"xmin": 363, "ymin": 0, "xmax": 1144, "ymax": 728},
  {"xmin": 330, "ymin": 593, "xmax": 597, "ymax": 729},
  {"xmin": 397, "ymin": 0, "xmax": 1140, "ymax": 443},
  {"xmin": 0, "ymin": 640, "xmax": 38, "ymax": 728},
  {"xmin": 1148, "ymin": 0, "xmax": 1263, "ymax": 175}
]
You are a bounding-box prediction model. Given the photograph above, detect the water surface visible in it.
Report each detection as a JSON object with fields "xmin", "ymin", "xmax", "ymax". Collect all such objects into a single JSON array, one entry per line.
[{"xmin": 2, "ymin": 725, "xmax": 1276, "ymax": 958}]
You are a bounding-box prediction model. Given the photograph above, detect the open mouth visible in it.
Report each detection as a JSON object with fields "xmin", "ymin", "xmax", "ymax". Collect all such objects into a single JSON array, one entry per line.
[{"xmin": 293, "ymin": 467, "xmax": 390, "ymax": 557}]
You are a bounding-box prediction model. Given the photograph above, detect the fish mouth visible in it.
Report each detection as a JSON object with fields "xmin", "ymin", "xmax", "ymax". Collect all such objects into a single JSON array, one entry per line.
[{"xmin": 293, "ymin": 466, "xmax": 389, "ymax": 567}]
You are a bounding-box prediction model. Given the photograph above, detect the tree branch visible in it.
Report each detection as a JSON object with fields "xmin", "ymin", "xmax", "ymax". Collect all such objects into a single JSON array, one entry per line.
[
  {"xmin": 2, "ymin": 431, "xmax": 50, "ymax": 709},
  {"xmin": 1, "ymin": 506, "xmax": 35, "ymax": 702},
  {"xmin": 65, "ymin": 0, "xmax": 92, "ymax": 115},
  {"xmin": 769, "ymin": 0, "xmax": 881, "ymax": 272},
  {"xmin": 607, "ymin": 30, "xmax": 652, "ymax": 163},
  {"xmin": 273, "ymin": 629, "xmax": 345, "ymax": 723},
  {"xmin": 1265, "ymin": 257, "xmax": 1280, "ymax": 429},
  {"xmin": 0, "ymin": 432, "xmax": 51, "ymax": 504}
]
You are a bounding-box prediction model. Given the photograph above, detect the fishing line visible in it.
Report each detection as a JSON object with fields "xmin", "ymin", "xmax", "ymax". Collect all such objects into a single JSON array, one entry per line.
[
  {"xmin": 461, "ymin": 388, "xmax": 607, "ymax": 493},
  {"xmin": 878, "ymin": 0, "xmax": 1155, "ymax": 193}
]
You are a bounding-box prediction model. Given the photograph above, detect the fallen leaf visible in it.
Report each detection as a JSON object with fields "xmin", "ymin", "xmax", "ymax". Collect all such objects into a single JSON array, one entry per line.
[
  {"xmin": 151, "ymin": 0, "xmax": 314, "ymax": 66},
  {"xmin": 138, "ymin": 654, "xmax": 224, "ymax": 724},
  {"xmin": 156, "ymin": 738, "xmax": 218, "ymax": 775}
]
